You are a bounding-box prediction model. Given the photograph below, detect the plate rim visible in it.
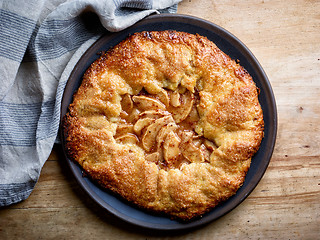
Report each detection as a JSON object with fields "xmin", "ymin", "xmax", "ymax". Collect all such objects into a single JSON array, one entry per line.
[{"xmin": 60, "ymin": 13, "xmax": 277, "ymax": 231}]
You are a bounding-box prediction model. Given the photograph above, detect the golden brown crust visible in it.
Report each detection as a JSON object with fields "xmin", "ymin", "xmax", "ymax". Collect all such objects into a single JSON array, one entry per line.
[{"xmin": 63, "ymin": 30, "xmax": 264, "ymax": 220}]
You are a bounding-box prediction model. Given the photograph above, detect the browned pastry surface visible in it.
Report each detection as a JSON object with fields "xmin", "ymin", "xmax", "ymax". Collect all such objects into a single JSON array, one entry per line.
[{"xmin": 63, "ymin": 30, "xmax": 264, "ymax": 220}]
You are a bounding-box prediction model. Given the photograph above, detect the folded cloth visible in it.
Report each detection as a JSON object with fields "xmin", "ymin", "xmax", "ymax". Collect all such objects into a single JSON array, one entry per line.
[{"xmin": 0, "ymin": 0, "xmax": 181, "ymax": 206}]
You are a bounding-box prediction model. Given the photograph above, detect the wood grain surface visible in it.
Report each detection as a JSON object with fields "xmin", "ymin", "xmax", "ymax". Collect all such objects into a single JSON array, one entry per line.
[{"xmin": 1, "ymin": 0, "xmax": 319, "ymax": 239}]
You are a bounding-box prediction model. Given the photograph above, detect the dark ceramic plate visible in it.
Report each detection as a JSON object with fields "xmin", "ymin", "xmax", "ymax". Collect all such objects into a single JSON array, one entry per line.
[{"xmin": 60, "ymin": 14, "xmax": 277, "ymax": 231}]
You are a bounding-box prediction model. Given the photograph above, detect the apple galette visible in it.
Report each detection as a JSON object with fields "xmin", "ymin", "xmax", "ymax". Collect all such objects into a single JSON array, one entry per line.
[{"xmin": 63, "ymin": 30, "xmax": 264, "ymax": 220}]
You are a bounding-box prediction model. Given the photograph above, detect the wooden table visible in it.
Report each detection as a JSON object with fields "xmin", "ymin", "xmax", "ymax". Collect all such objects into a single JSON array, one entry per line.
[{"xmin": 1, "ymin": 0, "xmax": 319, "ymax": 239}]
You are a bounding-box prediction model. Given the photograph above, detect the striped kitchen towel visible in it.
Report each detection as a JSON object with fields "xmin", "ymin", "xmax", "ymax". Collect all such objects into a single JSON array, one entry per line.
[{"xmin": 0, "ymin": 0, "xmax": 181, "ymax": 206}]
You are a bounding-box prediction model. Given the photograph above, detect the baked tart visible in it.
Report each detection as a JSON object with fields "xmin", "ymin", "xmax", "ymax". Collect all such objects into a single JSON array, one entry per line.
[{"xmin": 63, "ymin": 30, "xmax": 264, "ymax": 220}]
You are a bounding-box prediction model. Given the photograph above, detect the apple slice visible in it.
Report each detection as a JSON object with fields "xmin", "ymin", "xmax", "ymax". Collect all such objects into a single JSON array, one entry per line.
[
  {"xmin": 145, "ymin": 152, "xmax": 160, "ymax": 163},
  {"xmin": 170, "ymin": 90, "xmax": 181, "ymax": 107},
  {"xmin": 116, "ymin": 124, "xmax": 134, "ymax": 136},
  {"xmin": 115, "ymin": 133, "xmax": 139, "ymax": 144},
  {"xmin": 179, "ymin": 130, "xmax": 204, "ymax": 163},
  {"xmin": 163, "ymin": 131, "xmax": 181, "ymax": 163},
  {"xmin": 121, "ymin": 94, "xmax": 133, "ymax": 113},
  {"xmin": 133, "ymin": 117, "xmax": 154, "ymax": 135},
  {"xmin": 203, "ymin": 139, "xmax": 217, "ymax": 151},
  {"xmin": 132, "ymin": 95, "xmax": 166, "ymax": 111},
  {"xmin": 156, "ymin": 122, "xmax": 178, "ymax": 150},
  {"xmin": 180, "ymin": 141, "xmax": 204, "ymax": 163},
  {"xmin": 171, "ymin": 90, "xmax": 194, "ymax": 123},
  {"xmin": 200, "ymin": 144, "xmax": 211, "ymax": 162},
  {"xmin": 138, "ymin": 110, "xmax": 169, "ymax": 119},
  {"xmin": 155, "ymin": 89, "xmax": 170, "ymax": 107},
  {"xmin": 141, "ymin": 115, "xmax": 174, "ymax": 152}
]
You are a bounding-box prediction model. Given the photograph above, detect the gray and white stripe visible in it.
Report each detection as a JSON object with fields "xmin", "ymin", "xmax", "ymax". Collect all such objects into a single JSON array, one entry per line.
[{"xmin": 0, "ymin": 9, "xmax": 36, "ymax": 62}]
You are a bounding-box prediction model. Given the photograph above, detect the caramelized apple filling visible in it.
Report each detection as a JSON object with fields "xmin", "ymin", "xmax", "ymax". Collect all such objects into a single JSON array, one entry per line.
[{"xmin": 114, "ymin": 88, "xmax": 217, "ymax": 170}]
